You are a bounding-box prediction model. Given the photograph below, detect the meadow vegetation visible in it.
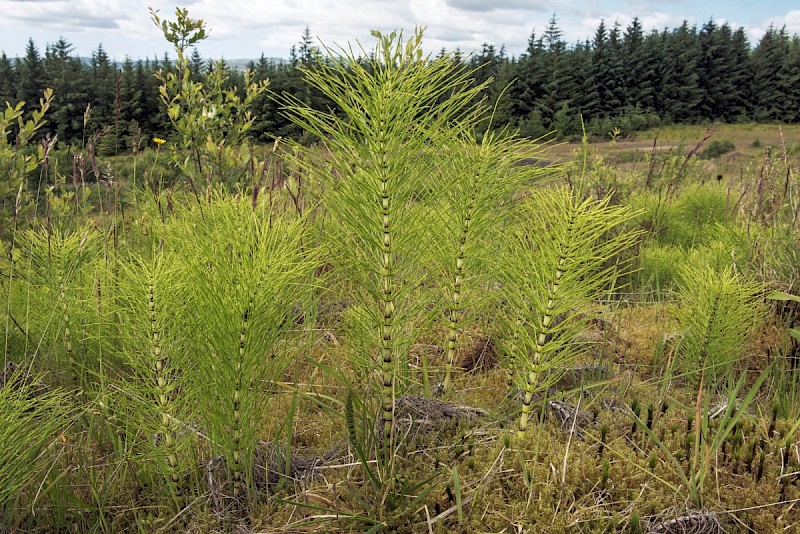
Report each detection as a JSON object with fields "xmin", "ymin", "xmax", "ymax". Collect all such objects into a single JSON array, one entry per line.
[{"xmin": 2, "ymin": 9, "xmax": 800, "ymax": 533}]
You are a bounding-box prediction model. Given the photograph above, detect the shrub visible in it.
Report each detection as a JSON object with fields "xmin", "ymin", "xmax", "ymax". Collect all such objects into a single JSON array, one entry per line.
[
  {"xmin": 698, "ymin": 139, "xmax": 735, "ymax": 159},
  {"xmin": 636, "ymin": 243, "xmax": 686, "ymax": 295}
]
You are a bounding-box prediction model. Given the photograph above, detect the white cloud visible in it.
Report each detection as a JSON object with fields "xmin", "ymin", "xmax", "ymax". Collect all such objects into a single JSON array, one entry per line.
[
  {"xmin": 0, "ymin": 0, "xmax": 799, "ymax": 60},
  {"xmin": 749, "ymin": 9, "xmax": 800, "ymax": 42}
]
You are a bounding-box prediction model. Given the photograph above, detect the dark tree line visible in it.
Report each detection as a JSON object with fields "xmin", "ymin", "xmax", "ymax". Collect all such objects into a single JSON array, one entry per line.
[
  {"xmin": 2, "ymin": 17, "xmax": 800, "ymax": 151},
  {"xmin": 475, "ymin": 16, "xmax": 800, "ymax": 138}
]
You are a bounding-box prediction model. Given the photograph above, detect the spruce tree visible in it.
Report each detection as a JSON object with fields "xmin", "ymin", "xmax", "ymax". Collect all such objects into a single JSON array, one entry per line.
[
  {"xmin": 585, "ymin": 20, "xmax": 627, "ymax": 125},
  {"xmin": 696, "ymin": 20, "xmax": 746, "ymax": 122},
  {"xmin": 540, "ymin": 15, "xmax": 579, "ymax": 133},
  {"xmin": 624, "ymin": 18, "xmax": 657, "ymax": 114},
  {"xmin": 188, "ymin": 48, "xmax": 204, "ymax": 82},
  {"xmin": 727, "ymin": 26, "xmax": 752, "ymax": 121},
  {"xmin": 44, "ymin": 37, "xmax": 88, "ymax": 145},
  {"xmin": 750, "ymin": 25, "xmax": 790, "ymax": 121},
  {"xmin": 119, "ymin": 56, "xmax": 144, "ymax": 150},
  {"xmin": 0, "ymin": 52, "xmax": 18, "ymax": 105},
  {"xmin": 510, "ymin": 30, "xmax": 547, "ymax": 137},
  {"xmin": 781, "ymin": 36, "xmax": 800, "ymax": 123},
  {"xmin": 661, "ymin": 22, "xmax": 702, "ymax": 122},
  {"xmin": 644, "ymin": 30, "xmax": 668, "ymax": 115},
  {"xmin": 16, "ymin": 39, "xmax": 45, "ymax": 112},
  {"xmin": 89, "ymin": 44, "xmax": 118, "ymax": 154}
]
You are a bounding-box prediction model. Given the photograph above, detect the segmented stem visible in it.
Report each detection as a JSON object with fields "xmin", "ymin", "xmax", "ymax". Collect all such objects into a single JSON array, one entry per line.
[
  {"xmin": 690, "ymin": 294, "xmax": 719, "ymax": 505},
  {"xmin": 60, "ymin": 279, "xmax": 73, "ymax": 359},
  {"xmin": 232, "ymin": 296, "xmax": 252, "ymax": 495},
  {"xmin": 375, "ymin": 81, "xmax": 395, "ymax": 464},
  {"xmin": 379, "ymin": 170, "xmax": 395, "ymax": 458},
  {"xmin": 443, "ymin": 187, "xmax": 477, "ymax": 394},
  {"xmin": 517, "ymin": 213, "xmax": 574, "ymax": 438},
  {"xmin": 150, "ymin": 278, "xmax": 182, "ymax": 499}
]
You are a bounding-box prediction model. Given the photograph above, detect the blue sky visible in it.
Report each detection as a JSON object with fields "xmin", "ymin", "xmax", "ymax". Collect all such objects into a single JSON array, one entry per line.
[{"xmin": 0, "ymin": 0, "xmax": 798, "ymax": 61}]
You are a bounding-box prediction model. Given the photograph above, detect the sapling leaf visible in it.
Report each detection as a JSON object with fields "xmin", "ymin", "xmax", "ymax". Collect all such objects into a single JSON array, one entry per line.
[{"xmin": 767, "ymin": 291, "xmax": 800, "ymax": 304}]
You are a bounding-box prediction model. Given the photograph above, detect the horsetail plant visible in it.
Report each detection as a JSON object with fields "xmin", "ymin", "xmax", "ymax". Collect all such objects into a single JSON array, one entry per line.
[
  {"xmin": 438, "ymin": 127, "xmax": 554, "ymax": 394},
  {"xmin": 0, "ymin": 366, "xmax": 72, "ymax": 524},
  {"xmin": 279, "ymin": 28, "xmax": 488, "ymax": 469},
  {"xmin": 109, "ymin": 247, "xmax": 191, "ymax": 506},
  {"xmin": 173, "ymin": 194, "xmax": 318, "ymax": 497},
  {"xmin": 9, "ymin": 224, "xmax": 101, "ymax": 387},
  {"xmin": 675, "ymin": 264, "xmax": 766, "ymax": 389},
  {"xmin": 500, "ymin": 187, "xmax": 640, "ymax": 439},
  {"xmin": 628, "ymin": 264, "xmax": 768, "ymax": 509},
  {"xmin": 672, "ymin": 264, "xmax": 766, "ymax": 507}
]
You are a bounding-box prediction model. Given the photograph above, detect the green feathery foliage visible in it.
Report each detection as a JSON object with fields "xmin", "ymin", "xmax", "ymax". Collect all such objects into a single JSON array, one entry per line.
[
  {"xmin": 677, "ymin": 264, "xmax": 767, "ymax": 508},
  {"xmin": 633, "ymin": 264, "xmax": 768, "ymax": 509},
  {"xmin": 171, "ymin": 193, "xmax": 317, "ymax": 496},
  {"xmin": 0, "ymin": 367, "xmax": 71, "ymax": 520},
  {"xmin": 500, "ymin": 187, "xmax": 641, "ymax": 438},
  {"xmin": 278, "ymin": 28, "xmax": 489, "ymax": 465},
  {"xmin": 107, "ymin": 247, "xmax": 192, "ymax": 505},
  {"xmin": 675, "ymin": 264, "xmax": 765, "ymax": 386},
  {"xmin": 8, "ymin": 224, "xmax": 101, "ymax": 386},
  {"xmin": 437, "ymin": 128, "xmax": 554, "ymax": 393}
]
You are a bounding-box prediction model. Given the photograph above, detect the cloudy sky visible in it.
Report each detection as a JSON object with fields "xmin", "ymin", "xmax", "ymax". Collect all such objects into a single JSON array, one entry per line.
[{"xmin": 0, "ymin": 0, "xmax": 799, "ymax": 61}]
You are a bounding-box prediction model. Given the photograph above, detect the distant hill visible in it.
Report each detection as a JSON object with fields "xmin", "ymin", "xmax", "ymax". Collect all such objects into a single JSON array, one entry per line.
[{"xmin": 76, "ymin": 57, "xmax": 287, "ymax": 70}]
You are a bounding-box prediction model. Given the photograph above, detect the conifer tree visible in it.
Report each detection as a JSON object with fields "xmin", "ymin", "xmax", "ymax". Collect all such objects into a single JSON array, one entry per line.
[
  {"xmin": 89, "ymin": 44, "xmax": 118, "ymax": 154},
  {"xmin": 661, "ymin": 22, "xmax": 702, "ymax": 122},
  {"xmin": 696, "ymin": 20, "xmax": 746, "ymax": 122},
  {"xmin": 16, "ymin": 39, "xmax": 45, "ymax": 114},
  {"xmin": 0, "ymin": 53, "xmax": 17, "ymax": 104},
  {"xmin": 750, "ymin": 25, "xmax": 790, "ymax": 121},
  {"xmin": 44, "ymin": 37, "xmax": 88, "ymax": 145},
  {"xmin": 510, "ymin": 30, "xmax": 546, "ymax": 137},
  {"xmin": 540, "ymin": 16, "xmax": 578, "ymax": 131},
  {"xmin": 782, "ymin": 36, "xmax": 800, "ymax": 122},
  {"xmin": 623, "ymin": 18, "xmax": 657, "ymax": 113}
]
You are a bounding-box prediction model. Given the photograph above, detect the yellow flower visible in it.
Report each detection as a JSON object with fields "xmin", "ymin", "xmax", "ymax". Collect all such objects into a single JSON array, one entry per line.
[{"xmin": 153, "ymin": 137, "xmax": 166, "ymax": 145}]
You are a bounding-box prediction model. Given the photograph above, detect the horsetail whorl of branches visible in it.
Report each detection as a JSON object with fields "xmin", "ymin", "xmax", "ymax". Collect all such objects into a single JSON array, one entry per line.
[
  {"xmin": 438, "ymin": 128, "xmax": 554, "ymax": 394},
  {"xmin": 500, "ymin": 188, "xmax": 641, "ymax": 438},
  {"xmin": 279, "ymin": 28, "xmax": 490, "ymax": 468}
]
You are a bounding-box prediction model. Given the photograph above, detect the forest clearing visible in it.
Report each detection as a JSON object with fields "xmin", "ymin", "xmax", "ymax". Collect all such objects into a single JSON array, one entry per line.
[{"xmin": 2, "ymin": 8, "xmax": 800, "ymax": 534}]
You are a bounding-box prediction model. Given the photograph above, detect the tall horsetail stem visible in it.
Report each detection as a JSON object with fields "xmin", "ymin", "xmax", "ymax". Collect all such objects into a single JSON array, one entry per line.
[
  {"xmin": 375, "ymin": 80, "xmax": 396, "ymax": 463},
  {"xmin": 150, "ymin": 278, "xmax": 182, "ymax": 499},
  {"xmin": 444, "ymin": 187, "xmax": 477, "ymax": 393},
  {"xmin": 379, "ymin": 165, "xmax": 395, "ymax": 459},
  {"xmin": 232, "ymin": 296, "xmax": 253, "ymax": 495},
  {"xmin": 517, "ymin": 215, "xmax": 572, "ymax": 439}
]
